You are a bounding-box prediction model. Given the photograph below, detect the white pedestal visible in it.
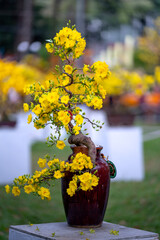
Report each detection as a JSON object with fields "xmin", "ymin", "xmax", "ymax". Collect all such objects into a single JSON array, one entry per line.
[
  {"xmin": 9, "ymin": 222, "xmax": 159, "ymax": 240},
  {"xmin": 106, "ymin": 127, "xmax": 144, "ymax": 181},
  {"xmin": 0, "ymin": 113, "xmax": 58, "ymax": 185},
  {"xmin": 82, "ymin": 108, "xmax": 144, "ymax": 181}
]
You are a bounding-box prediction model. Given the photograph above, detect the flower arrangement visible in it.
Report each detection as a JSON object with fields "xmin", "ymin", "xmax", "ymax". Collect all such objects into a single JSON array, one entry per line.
[
  {"xmin": 103, "ymin": 67, "xmax": 160, "ymax": 114},
  {"xmin": 5, "ymin": 22, "xmax": 111, "ymax": 200}
]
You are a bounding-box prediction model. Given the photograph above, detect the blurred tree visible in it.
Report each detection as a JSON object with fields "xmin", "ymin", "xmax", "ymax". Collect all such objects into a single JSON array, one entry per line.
[
  {"xmin": 87, "ymin": 0, "xmax": 154, "ymax": 28},
  {"xmin": 0, "ymin": 0, "xmax": 18, "ymax": 55},
  {"xmin": 15, "ymin": 0, "xmax": 33, "ymax": 59},
  {"xmin": 134, "ymin": 17, "xmax": 160, "ymax": 73}
]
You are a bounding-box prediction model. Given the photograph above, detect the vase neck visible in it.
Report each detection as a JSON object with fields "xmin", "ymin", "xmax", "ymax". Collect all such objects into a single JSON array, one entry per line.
[{"xmin": 70, "ymin": 145, "xmax": 103, "ymax": 158}]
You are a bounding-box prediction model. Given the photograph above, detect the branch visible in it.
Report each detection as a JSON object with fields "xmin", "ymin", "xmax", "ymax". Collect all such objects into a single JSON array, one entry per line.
[
  {"xmin": 68, "ymin": 132, "xmax": 96, "ymax": 164},
  {"xmin": 83, "ymin": 116, "xmax": 102, "ymax": 129}
]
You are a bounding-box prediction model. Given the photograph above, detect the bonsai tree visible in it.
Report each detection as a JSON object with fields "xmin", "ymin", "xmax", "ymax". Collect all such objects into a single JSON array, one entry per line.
[{"xmin": 5, "ymin": 22, "xmax": 111, "ymax": 200}]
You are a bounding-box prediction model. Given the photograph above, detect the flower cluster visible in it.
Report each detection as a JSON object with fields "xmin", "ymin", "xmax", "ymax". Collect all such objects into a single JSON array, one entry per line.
[
  {"xmin": 0, "ymin": 59, "xmax": 45, "ymax": 120},
  {"xmin": 5, "ymin": 152, "xmax": 99, "ymax": 199},
  {"xmin": 0, "ymin": 60, "xmax": 45, "ymax": 97},
  {"xmin": 5, "ymin": 22, "xmax": 110, "ymax": 200},
  {"xmin": 46, "ymin": 26, "xmax": 86, "ymax": 59}
]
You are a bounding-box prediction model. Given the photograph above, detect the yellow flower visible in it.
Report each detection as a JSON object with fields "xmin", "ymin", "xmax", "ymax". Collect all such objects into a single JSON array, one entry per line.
[
  {"xmin": 73, "ymin": 125, "xmax": 81, "ymax": 135},
  {"xmin": 12, "ymin": 186, "xmax": 21, "ymax": 196},
  {"xmin": 67, "ymin": 178, "xmax": 77, "ymax": 197},
  {"xmin": 47, "ymin": 91, "xmax": 59, "ymax": 104},
  {"xmin": 24, "ymin": 185, "xmax": 35, "ymax": 194},
  {"xmin": 27, "ymin": 114, "xmax": 32, "ymax": 124},
  {"xmin": 91, "ymin": 175, "xmax": 99, "ymax": 187},
  {"xmin": 23, "ymin": 103, "xmax": 29, "ymax": 112},
  {"xmin": 64, "ymin": 65, "xmax": 73, "ymax": 74},
  {"xmin": 83, "ymin": 64, "xmax": 89, "ymax": 74},
  {"xmin": 75, "ymin": 114, "xmax": 83, "ymax": 125},
  {"xmin": 61, "ymin": 95, "xmax": 70, "ymax": 104},
  {"xmin": 32, "ymin": 104, "xmax": 42, "ymax": 116},
  {"xmin": 54, "ymin": 170, "xmax": 62, "ymax": 179},
  {"xmin": 5, "ymin": 185, "xmax": 10, "ymax": 194},
  {"xmin": 91, "ymin": 96, "xmax": 103, "ymax": 109},
  {"xmin": 28, "ymin": 178, "xmax": 34, "ymax": 184},
  {"xmin": 45, "ymin": 43, "xmax": 54, "ymax": 53},
  {"xmin": 58, "ymin": 111, "xmax": 70, "ymax": 126},
  {"xmin": 33, "ymin": 170, "xmax": 42, "ymax": 179},
  {"xmin": 38, "ymin": 187, "xmax": 51, "ymax": 200},
  {"xmin": 37, "ymin": 158, "xmax": 46, "ymax": 168},
  {"xmin": 56, "ymin": 140, "xmax": 65, "ymax": 150}
]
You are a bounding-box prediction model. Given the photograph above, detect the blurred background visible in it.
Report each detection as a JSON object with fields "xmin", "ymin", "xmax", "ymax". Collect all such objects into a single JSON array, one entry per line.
[{"xmin": 0, "ymin": 0, "xmax": 160, "ymax": 239}]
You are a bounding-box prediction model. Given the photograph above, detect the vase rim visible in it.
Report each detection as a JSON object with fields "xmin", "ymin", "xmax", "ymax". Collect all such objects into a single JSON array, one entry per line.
[{"xmin": 70, "ymin": 145, "xmax": 103, "ymax": 150}]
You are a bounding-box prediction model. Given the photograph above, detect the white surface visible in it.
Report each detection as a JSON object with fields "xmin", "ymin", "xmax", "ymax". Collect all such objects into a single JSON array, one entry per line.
[
  {"xmin": 0, "ymin": 112, "xmax": 60, "ymax": 185},
  {"xmin": 9, "ymin": 222, "xmax": 159, "ymax": 240},
  {"xmin": 107, "ymin": 127, "xmax": 144, "ymax": 181},
  {"xmin": 82, "ymin": 108, "xmax": 144, "ymax": 181}
]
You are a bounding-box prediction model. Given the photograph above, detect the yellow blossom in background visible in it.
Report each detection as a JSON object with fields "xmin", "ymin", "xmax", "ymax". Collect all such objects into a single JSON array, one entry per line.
[
  {"xmin": 12, "ymin": 186, "xmax": 21, "ymax": 196},
  {"xmin": 23, "ymin": 103, "xmax": 29, "ymax": 112},
  {"xmin": 56, "ymin": 140, "xmax": 65, "ymax": 150},
  {"xmin": 5, "ymin": 185, "xmax": 10, "ymax": 194}
]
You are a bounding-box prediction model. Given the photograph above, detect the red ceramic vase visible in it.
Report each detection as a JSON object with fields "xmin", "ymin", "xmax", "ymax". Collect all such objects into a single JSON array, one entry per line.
[{"xmin": 61, "ymin": 145, "xmax": 110, "ymax": 227}]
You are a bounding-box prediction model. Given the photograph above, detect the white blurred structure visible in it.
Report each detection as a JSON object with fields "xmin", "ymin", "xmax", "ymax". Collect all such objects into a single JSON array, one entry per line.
[
  {"xmin": 0, "ymin": 113, "xmax": 65, "ymax": 185},
  {"xmin": 82, "ymin": 107, "xmax": 144, "ymax": 181},
  {"xmin": 94, "ymin": 35, "xmax": 135, "ymax": 68}
]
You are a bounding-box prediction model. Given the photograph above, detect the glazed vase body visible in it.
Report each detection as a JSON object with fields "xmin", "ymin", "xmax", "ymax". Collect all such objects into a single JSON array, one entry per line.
[{"xmin": 61, "ymin": 145, "xmax": 110, "ymax": 227}]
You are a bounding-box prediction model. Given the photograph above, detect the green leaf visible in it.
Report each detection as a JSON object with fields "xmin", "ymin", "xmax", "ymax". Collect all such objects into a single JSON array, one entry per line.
[
  {"xmin": 110, "ymin": 229, "xmax": 119, "ymax": 235},
  {"xmin": 35, "ymin": 226, "xmax": 40, "ymax": 231},
  {"xmin": 89, "ymin": 229, "xmax": 95, "ymax": 234}
]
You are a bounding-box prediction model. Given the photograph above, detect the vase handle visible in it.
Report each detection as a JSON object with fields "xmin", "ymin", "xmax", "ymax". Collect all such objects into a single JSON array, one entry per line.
[{"xmin": 101, "ymin": 154, "xmax": 117, "ymax": 179}]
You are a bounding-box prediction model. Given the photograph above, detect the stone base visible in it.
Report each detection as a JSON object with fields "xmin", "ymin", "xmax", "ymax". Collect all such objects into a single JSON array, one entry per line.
[{"xmin": 9, "ymin": 221, "xmax": 159, "ymax": 240}]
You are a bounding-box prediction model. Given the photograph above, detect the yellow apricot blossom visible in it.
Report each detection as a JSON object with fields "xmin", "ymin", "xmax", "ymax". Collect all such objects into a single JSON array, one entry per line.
[
  {"xmin": 38, "ymin": 187, "xmax": 51, "ymax": 200},
  {"xmin": 23, "ymin": 103, "xmax": 29, "ymax": 112},
  {"xmin": 56, "ymin": 140, "xmax": 65, "ymax": 150},
  {"xmin": 5, "ymin": 185, "xmax": 10, "ymax": 194},
  {"xmin": 54, "ymin": 170, "xmax": 63, "ymax": 179},
  {"xmin": 45, "ymin": 43, "xmax": 54, "ymax": 53},
  {"xmin": 64, "ymin": 65, "xmax": 73, "ymax": 74},
  {"xmin": 27, "ymin": 114, "xmax": 32, "ymax": 124},
  {"xmin": 75, "ymin": 114, "xmax": 83, "ymax": 125},
  {"xmin": 32, "ymin": 104, "xmax": 42, "ymax": 116},
  {"xmin": 12, "ymin": 186, "xmax": 21, "ymax": 196},
  {"xmin": 37, "ymin": 158, "xmax": 46, "ymax": 168},
  {"xmin": 61, "ymin": 95, "xmax": 70, "ymax": 104},
  {"xmin": 24, "ymin": 185, "xmax": 35, "ymax": 194}
]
